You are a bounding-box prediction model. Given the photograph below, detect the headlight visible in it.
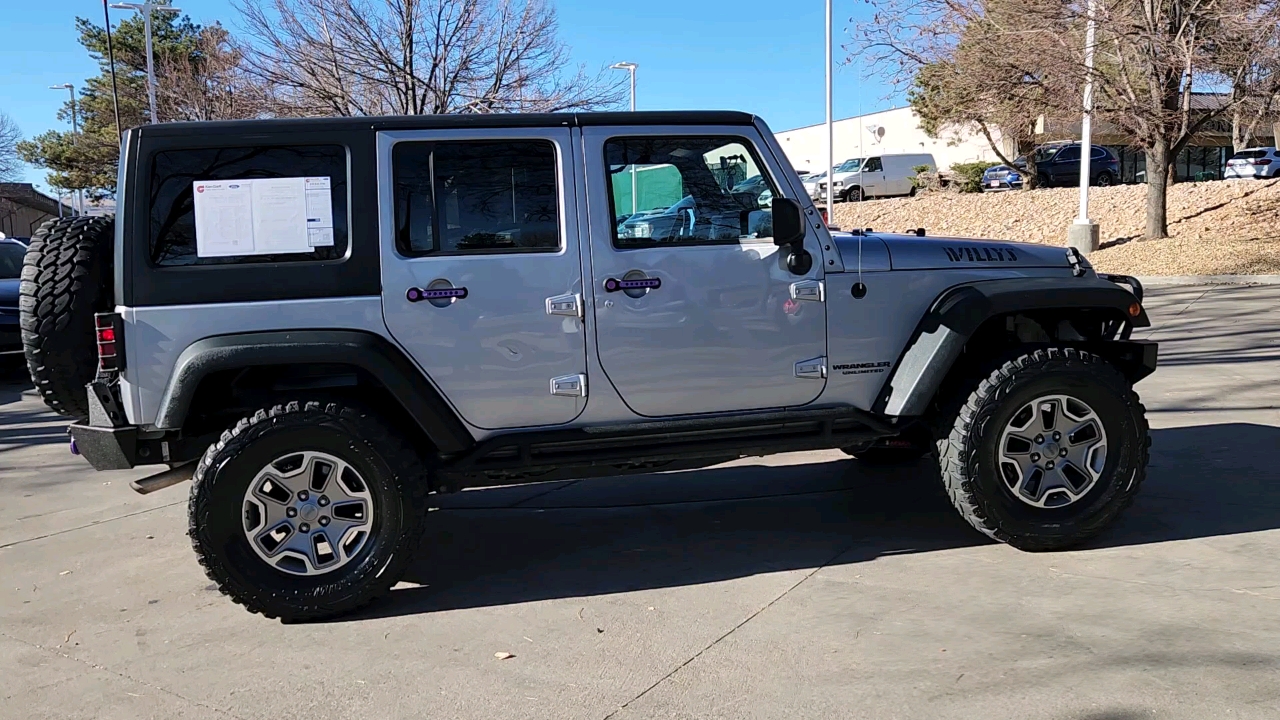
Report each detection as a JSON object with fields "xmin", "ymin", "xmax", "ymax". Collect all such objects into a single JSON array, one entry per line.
[
  {"xmin": 832, "ymin": 180, "xmax": 843, "ymax": 187},
  {"xmin": 632, "ymin": 223, "xmax": 651, "ymax": 238},
  {"xmin": 1008, "ymin": 173, "xmax": 1020, "ymax": 181}
]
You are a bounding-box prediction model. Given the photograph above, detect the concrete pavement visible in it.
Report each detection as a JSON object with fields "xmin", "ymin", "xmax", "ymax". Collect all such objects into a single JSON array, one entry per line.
[{"xmin": 1, "ymin": 285, "xmax": 1278, "ymax": 720}]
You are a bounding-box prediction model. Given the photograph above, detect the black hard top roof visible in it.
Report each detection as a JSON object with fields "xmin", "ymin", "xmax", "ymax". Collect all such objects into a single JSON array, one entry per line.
[{"xmin": 134, "ymin": 111, "xmax": 760, "ymax": 138}]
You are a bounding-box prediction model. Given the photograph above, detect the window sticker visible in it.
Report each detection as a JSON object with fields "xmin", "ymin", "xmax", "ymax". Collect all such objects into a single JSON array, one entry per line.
[{"xmin": 193, "ymin": 176, "xmax": 335, "ymax": 257}]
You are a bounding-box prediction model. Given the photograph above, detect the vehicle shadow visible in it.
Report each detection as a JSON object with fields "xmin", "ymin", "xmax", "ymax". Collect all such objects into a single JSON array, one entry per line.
[{"xmin": 350, "ymin": 422, "xmax": 1280, "ymax": 621}]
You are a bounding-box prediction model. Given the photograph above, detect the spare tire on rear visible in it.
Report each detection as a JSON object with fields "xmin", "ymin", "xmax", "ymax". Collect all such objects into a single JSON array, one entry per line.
[{"xmin": 20, "ymin": 216, "xmax": 115, "ymax": 419}]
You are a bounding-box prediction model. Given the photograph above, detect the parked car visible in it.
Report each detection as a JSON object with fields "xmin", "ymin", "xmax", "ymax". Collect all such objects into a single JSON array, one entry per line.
[
  {"xmin": 987, "ymin": 143, "xmax": 1118, "ymax": 190},
  {"xmin": 802, "ymin": 169, "xmax": 830, "ymax": 199},
  {"xmin": 821, "ymin": 153, "xmax": 936, "ymax": 201},
  {"xmin": 0, "ymin": 238, "xmax": 26, "ymax": 358},
  {"xmin": 1224, "ymin": 147, "xmax": 1280, "ymax": 179},
  {"xmin": 30, "ymin": 111, "xmax": 1155, "ymax": 622}
]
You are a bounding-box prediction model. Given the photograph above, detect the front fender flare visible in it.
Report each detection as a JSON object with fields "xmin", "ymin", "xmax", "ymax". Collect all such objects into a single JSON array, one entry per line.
[{"xmin": 875, "ymin": 276, "xmax": 1154, "ymax": 417}]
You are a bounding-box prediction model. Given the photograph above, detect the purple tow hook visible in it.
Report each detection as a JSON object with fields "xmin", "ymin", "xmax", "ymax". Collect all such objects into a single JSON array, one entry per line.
[{"xmin": 70, "ymin": 437, "xmax": 80, "ymax": 456}]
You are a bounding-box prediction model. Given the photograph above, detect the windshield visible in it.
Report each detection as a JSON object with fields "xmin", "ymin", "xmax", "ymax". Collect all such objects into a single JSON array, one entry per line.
[
  {"xmin": 836, "ymin": 158, "xmax": 863, "ymax": 172},
  {"xmin": 0, "ymin": 242, "xmax": 26, "ymax": 279}
]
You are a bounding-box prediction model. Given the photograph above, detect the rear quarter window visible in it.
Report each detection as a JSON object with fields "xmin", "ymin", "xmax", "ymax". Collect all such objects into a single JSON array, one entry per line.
[{"xmin": 148, "ymin": 145, "xmax": 349, "ymax": 267}]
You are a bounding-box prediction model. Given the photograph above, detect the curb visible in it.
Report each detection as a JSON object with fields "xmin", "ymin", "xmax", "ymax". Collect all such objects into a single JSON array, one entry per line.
[{"xmin": 1136, "ymin": 274, "xmax": 1280, "ymax": 287}]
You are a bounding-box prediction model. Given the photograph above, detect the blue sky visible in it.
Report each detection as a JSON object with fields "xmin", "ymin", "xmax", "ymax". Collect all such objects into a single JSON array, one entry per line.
[{"xmin": 1, "ymin": 0, "xmax": 900, "ymax": 190}]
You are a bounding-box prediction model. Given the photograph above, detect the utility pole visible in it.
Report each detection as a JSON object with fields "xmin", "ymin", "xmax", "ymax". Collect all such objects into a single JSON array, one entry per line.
[
  {"xmin": 110, "ymin": 2, "xmax": 181, "ymax": 124},
  {"xmin": 1068, "ymin": 0, "xmax": 1100, "ymax": 254},
  {"xmin": 611, "ymin": 62, "xmax": 639, "ymax": 216},
  {"xmin": 49, "ymin": 84, "xmax": 82, "ymax": 215},
  {"xmin": 825, "ymin": 0, "xmax": 834, "ymax": 223},
  {"xmin": 103, "ymin": 0, "xmax": 123, "ymax": 139}
]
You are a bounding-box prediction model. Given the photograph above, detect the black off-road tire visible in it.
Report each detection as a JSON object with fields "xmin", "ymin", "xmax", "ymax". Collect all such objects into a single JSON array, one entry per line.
[
  {"xmin": 189, "ymin": 401, "xmax": 430, "ymax": 622},
  {"xmin": 19, "ymin": 216, "xmax": 115, "ymax": 419},
  {"xmin": 936, "ymin": 347, "xmax": 1149, "ymax": 551}
]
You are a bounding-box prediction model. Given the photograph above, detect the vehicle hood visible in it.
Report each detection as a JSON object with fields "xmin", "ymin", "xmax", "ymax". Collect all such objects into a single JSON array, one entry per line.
[{"xmin": 832, "ymin": 233, "xmax": 1076, "ymax": 271}]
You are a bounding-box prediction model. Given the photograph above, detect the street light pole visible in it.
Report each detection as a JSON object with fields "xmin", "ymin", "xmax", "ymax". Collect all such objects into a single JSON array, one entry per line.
[
  {"xmin": 610, "ymin": 61, "xmax": 639, "ymax": 216},
  {"xmin": 1068, "ymin": 0, "xmax": 1100, "ymax": 253},
  {"xmin": 103, "ymin": 0, "xmax": 123, "ymax": 139},
  {"xmin": 110, "ymin": 2, "xmax": 181, "ymax": 124},
  {"xmin": 825, "ymin": 0, "xmax": 834, "ymax": 223},
  {"xmin": 50, "ymin": 84, "xmax": 82, "ymax": 216}
]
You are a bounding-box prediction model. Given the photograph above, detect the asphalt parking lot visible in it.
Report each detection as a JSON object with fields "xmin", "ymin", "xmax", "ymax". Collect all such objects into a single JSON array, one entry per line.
[{"xmin": 2, "ymin": 284, "xmax": 1278, "ymax": 720}]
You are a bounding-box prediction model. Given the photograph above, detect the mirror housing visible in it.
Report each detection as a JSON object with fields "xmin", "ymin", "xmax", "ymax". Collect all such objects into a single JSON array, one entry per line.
[{"xmin": 771, "ymin": 197, "xmax": 806, "ymax": 247}]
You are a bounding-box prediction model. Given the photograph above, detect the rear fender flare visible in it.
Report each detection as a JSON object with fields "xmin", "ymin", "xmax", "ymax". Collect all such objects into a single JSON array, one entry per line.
[{"xmin": 153, "ymin": 329, "xmax": 475, "ymax": 454}]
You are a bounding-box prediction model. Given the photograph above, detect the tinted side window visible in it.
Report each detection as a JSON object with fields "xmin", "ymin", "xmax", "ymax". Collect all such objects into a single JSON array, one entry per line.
[
  {"xmin": 149, "ymin": 145, "xmax": 348, "ymax": 267},
  {"xmin": 1091, "ymin": 147, "xmax": 1109, "ymax": 160},
  {"xmin": 863, "ymin": 157, "xmax": 883, "ymax": 172},
  {"xmin": 393, "ymin": 140, "xmax": 560, "ymax": 256},
  {"xmin": 1056, "ymin": 146, "xmax": 1081, "ymax": 161},
  {"xmin": 606, "ymin": 136, "xmax": 777, "ymax": 249}
]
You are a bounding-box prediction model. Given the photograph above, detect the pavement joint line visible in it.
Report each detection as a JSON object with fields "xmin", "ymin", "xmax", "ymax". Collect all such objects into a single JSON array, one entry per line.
[
  {"xmin": 0, "ymin": 500, "xmax": 186, "ymax": 550},
  {"xmin": 600, "ymin": 540, "xmax": 858, "ymax": 720},
  {"xmin": 0, "ymin": 630, "xmax": 250, "ymax": 720}
]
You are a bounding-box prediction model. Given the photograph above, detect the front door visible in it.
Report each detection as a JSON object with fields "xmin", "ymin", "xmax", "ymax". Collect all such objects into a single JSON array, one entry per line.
[
  {"xmin": 860, "ymin": 157, "xmax": 885, "ymax": 197},
  {"xmin": 378, "ymin": 129, "xmax": 587, "ymax": 430},
  {"xmin": 1051, "ymin": 145, "xmax": 1081, "ymax": 184},
  {"xmin": 584, "ymin": 128, "xmax": 828, "ymax": 418}
]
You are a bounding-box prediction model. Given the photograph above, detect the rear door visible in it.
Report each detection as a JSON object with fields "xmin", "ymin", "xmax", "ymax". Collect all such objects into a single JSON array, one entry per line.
[
  {"xmin": 583, "ymin": 126, "xmax": 828, "ymax": 417},
  {"xmin": 377, "ymin": 128, "xmax": 588, "ymax": 430}
]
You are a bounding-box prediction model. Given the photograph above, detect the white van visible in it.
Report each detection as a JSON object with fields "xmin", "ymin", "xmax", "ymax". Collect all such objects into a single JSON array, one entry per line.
[{"xmin": 823, "ymin": 153, "xmax": 936, "ymax": 202}]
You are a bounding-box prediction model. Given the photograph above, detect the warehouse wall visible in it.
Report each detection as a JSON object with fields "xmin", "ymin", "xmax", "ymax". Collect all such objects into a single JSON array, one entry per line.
[{"xmin": 773, "ymin": 106, "xmax": 1013, "ymax": 174}]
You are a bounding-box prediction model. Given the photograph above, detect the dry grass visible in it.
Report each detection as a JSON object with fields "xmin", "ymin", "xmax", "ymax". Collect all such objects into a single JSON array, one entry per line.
[{"xmin": 830, "ymin": 178, "xmax": 1280, "ymax": 275}]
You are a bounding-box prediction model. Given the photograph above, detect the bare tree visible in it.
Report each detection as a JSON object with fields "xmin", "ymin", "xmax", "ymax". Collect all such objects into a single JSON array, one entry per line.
[
  {"xmin": 156, "ymin": 24, "xmax": 274, "ymax": 122},
  {"xmin": 1086, "ymin": 0, "xmax": 1280, "ymax": 237},
  {"xmin": 233, "ymin": 0, "xmax": 625, "ymax": 116},
  {"xmin": 853, "ymin": 0, "xmax": 1280, "ymax": 239},
  {"xmin": 0, "ymin": 111, "xmax": 22, "ymax": 182},
  {"xmin": 853, "ymin": 0, "xmax": 1083, "ymax": 188}
]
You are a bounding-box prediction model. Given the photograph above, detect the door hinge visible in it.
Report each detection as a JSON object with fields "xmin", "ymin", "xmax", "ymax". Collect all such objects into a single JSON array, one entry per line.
[
  {"xmin": 550, "ymin": 373, "xmax": 587, "ymax": 397},
  {"xmin": 546, "ymin": 292, "xmax": 583, "ymax": 320},
  {"xmin": 790, "ymin": 279, "xmax": 825, "ymax": 302},
  {"xmin": 795, "ymin": 356, "xmax": 827, "ymax": 380}
]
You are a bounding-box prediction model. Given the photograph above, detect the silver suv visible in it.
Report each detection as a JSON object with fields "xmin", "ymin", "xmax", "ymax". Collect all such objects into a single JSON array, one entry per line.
[{"xmin": 19, "ymin": 111, "xmax": 1156, "ymax": 621}]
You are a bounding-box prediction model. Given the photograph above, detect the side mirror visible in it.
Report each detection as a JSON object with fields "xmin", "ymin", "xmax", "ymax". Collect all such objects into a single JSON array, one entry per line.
[{"xmin": 771, "ymin": 197, "xmax": 806, "ymax": 247}]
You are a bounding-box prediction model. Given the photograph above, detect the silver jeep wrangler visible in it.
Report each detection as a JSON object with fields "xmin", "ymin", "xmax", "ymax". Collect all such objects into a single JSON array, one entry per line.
[{"xmin": 19, "ymin": 111, "xmax": 1155, "ymax": 621}]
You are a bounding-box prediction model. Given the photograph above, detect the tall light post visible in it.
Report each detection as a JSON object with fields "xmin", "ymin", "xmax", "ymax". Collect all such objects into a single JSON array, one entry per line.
[
  {"xmin": 825, "ymin": 0, "xmax": 834, "ymax": 223},
  {"xmin": 49, "ymin": 84, "xmax": 82, "ymax": 216},
  {"xmin": 611, "ymin": 61, "xmax": 639, "ymax": 215},
  {"xmin": 103, "ymin": 0, "xmax": 123, "ymax": 139},
  {"xmin": 110, "ymin": 2, "xmax": 181, "ymax": 124},
  {"xmin": 1068, "ymin": 0, "xmax": 1100, "ymax": 254}
]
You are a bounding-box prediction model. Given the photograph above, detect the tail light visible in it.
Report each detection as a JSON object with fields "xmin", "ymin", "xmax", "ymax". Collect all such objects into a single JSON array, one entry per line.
[
  {"xmin": 95, "ymin": 312, "xmax": 125, "ymax": 374},
  {"xmin": 1253, "ymin": 158, "xmax": 1272, "ymax": 165},
  {"xmin": 818, "ymin": 207, "xmax": 828, "ymax": 223}
]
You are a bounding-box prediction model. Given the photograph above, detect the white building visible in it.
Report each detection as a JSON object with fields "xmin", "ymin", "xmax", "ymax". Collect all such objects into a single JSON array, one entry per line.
[{"xmin": 773, "ymin": 106, "xmax": 1014, "ymax": 174}]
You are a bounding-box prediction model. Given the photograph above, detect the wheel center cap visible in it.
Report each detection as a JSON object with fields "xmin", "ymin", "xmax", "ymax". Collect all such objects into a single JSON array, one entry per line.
[
  {"xmin": 299, "ymin": 503, "xmax": 320, "ymax": 522},
  {"xmin": 1044, "ymin": 441, "xmax": 1061, "ymax": 458}
]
